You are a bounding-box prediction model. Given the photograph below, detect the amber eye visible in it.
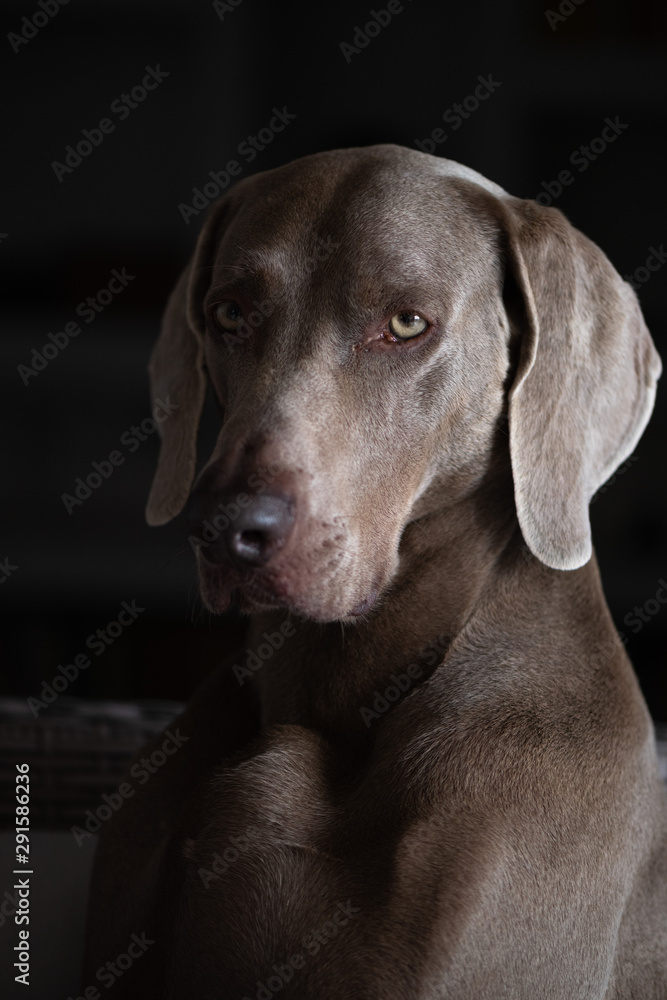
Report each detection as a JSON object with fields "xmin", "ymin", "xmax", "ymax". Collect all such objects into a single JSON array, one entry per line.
[
  {"xmin": 214, "ymin": 301, "xmax": 243, "ymax": 331},
  {"xmin": 388, "ymin": 312, "xmax": 429, "ymax": 340}
]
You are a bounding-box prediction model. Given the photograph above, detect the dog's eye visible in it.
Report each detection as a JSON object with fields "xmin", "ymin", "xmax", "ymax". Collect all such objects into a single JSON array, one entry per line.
[
  {"xmin": 214, "ymin": 301, "xmax": 244, "ymax": 331},
  {"xmin": 387, "ymin": 312, "xmax": 429, "ymax": 340}
]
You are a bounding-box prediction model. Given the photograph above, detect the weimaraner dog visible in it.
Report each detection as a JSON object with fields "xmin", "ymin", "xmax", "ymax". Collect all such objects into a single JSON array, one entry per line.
[{"xmin": 84, "ymin": 145, "xmax": 667, "ymax": 998}]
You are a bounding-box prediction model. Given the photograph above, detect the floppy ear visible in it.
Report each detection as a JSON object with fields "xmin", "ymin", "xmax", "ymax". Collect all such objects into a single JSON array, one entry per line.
[
  {"xmin": 502, "ymin": 198, "xmax": 661, "ymax": 570},
  {"xmin": 145, "ymin": 201, "xmax": 230, "ymax": 526}
]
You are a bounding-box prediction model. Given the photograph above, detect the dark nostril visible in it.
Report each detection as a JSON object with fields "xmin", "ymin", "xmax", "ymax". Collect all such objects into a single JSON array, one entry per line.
[{"xmin": 233, "ymin": 529, "xmax": 264, "ymax": 562}]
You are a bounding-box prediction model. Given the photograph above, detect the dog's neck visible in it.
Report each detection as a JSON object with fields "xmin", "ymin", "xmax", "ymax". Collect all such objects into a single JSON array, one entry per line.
[{"xmin": 248, "ymin": 452, "xmax": 546, "ymax": 746}]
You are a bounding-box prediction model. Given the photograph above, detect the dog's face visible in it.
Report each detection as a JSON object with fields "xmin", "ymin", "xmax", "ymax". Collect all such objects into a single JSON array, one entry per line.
[
  {"xmin": 147, "ymin": 145, "xmax": 660, "ymax": 623},
  {"xmin": 188, "ymin": 154, "xmax": 511, "ymax": 621}
]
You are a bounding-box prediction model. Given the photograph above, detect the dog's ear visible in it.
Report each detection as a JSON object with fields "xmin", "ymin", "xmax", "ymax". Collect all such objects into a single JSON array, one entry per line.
[
  {"xmin": 145, "ymin": 201, "xmax": 228, "ymax": 526},
  {"xmin": 501, "ymin": 198, "xmax": 661, "ymax": 570}
]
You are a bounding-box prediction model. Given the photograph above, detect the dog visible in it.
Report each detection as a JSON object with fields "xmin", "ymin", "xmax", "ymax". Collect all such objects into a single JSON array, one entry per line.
[{"xmin": 83, "ymin": 144, "xmax": 667, "ymax": 998}]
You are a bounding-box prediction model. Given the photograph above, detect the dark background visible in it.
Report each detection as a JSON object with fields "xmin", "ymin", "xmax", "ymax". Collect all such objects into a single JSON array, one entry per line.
[{"xmin": 2, "ymin": 0, "xmax": 666, "ymax": 716}]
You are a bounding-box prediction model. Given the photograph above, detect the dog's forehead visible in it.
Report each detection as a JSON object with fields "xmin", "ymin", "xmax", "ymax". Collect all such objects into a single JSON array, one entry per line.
[{"xmin": 213, "ymin": 146, "xmax": 505, "ymax": 284}]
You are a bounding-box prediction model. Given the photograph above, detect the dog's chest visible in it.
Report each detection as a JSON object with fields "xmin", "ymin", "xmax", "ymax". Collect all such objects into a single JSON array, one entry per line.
[
  {"xmin": 180, "ymin": 727, "xmax": 366, "ymax": 989},
  {"xmin": 210, "ymin": 734, "xmax": 334, "ymax": 843},
  {"xmin": 188, "ymin": 724, "xmax": 349, "ymax": 886}
]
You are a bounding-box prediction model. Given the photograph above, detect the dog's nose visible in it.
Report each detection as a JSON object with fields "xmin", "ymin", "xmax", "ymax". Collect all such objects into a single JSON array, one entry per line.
[
  {"xmin": 226, "ymin": 493, "xmax": 295, "ymax": 565},
  {"xmin": 188, "ymin": 489, "xmax": 295, "ymax": 567}
]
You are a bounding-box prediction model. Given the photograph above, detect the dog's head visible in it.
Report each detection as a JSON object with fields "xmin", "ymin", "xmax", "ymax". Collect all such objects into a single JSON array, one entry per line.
[{"xmin": 146, "ymin": 144, "xmax": 660, "ymax": 622}]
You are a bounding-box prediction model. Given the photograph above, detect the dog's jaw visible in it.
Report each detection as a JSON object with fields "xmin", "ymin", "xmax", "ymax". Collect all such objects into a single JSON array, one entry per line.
[{"xmin": 196, "ymin": 537, "xmax": 390, "ymax": 622}]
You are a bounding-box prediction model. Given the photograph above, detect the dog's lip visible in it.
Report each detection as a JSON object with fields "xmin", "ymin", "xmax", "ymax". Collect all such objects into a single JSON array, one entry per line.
[
  {"xmin": 346, "ymin": 588, "xmax": 379, "ymax": 618},
  {"xmin": 197, "ymin": 548, "xmax": 381, "ymax": 622},
  {"xmin": 198, "ymin": 545, "xmax": 228, "ymax": 568},
  {"xmin": 236, "ymin": 576, "xmax": 289, "ymax": 609},
  {"xmin": 198, "ymin": 554, "xmax": 289, "ymax": 611},
  {"xmin": 197, "ymin": 560, "xmax": 236, "ymax": 614}
]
